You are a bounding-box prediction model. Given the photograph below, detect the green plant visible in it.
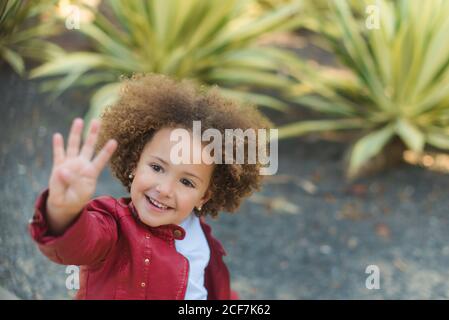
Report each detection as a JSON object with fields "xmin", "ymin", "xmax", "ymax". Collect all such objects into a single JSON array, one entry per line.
[
  {"xmin": 300, "ymin": 0, "xmax": 366, "ymax": 35},
  {"xmin": 279, "ymin": 0, "xmax": 449, "ymax": 178},
  {"xmin": 0, "ymin": 0, "xmax": 60, "ymax": 75},
  {"xmin": 30, "ymin": 0, "xmax": 302, "ymax": 124}
]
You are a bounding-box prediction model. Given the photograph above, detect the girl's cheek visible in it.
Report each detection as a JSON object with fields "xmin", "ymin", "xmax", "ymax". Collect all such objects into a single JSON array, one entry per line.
[
  {"xmin": 142, "ymin": 168, "xmax": 157, "ymax": 180},
  {"xmin": 180, "ymin": 189, "xmax": 202, "ymax": 205},
  {"xmin": 175, "ymin": 191, "xmax": 188, "ymax": 204}
]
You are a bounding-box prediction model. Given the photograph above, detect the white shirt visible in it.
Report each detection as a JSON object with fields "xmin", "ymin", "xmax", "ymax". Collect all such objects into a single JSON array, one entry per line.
[{"xmin": 175, "ymin": 213, "xmax": 210, "ymax": 300}]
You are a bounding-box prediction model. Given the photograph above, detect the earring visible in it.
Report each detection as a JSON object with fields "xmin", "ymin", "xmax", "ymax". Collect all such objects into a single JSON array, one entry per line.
[
  {"xmin": 129, "ymin": 173, "xmax": 134, "ymax": 179},
  {"xmin": 197, "ymin": 206, "xmax": 202, "ymax": 211}
]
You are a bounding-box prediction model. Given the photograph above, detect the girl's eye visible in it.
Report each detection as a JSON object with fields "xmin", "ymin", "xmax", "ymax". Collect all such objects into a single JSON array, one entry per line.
[
  {"xmin": 150, "ymin": 164, "xmax": 163, "ymax": 172},
  {"xmin": 181, "ymin": 178, "xmax": 195, "ymax": 188}
]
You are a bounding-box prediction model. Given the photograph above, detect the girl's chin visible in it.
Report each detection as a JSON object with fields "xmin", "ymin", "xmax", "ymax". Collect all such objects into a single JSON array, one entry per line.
[{"xmin": 137, "ymin": 213, "xmax": 166, "ymax": 228}]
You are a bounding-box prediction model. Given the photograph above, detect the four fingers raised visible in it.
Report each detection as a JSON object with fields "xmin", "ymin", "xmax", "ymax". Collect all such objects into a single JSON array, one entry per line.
[{"xmin": 53, "ymin": 118, "xmax": 117, "ymax": 172}]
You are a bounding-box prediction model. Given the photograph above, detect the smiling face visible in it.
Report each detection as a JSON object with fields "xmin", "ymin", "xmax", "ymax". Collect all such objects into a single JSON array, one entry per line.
[{"xmin": 130, "ymin": 127, "xmax": 214, "ymax": 227}]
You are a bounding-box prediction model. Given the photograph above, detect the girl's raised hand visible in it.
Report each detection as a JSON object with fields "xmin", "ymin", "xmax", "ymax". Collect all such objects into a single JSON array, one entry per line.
[{"xmin": 47, "ymin": 118, "xmax": 117, "ymax": 230}]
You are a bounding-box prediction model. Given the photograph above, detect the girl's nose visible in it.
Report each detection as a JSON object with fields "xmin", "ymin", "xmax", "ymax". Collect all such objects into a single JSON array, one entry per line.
[{"xmin": 155, "ymin": 179, "xmax": 174, "ymax": 197}]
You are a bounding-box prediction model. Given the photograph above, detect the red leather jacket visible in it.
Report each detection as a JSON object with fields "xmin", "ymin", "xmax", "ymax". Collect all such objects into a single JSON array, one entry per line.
[{"xmin": 29, "ymin": 189, "xmax": 235, "ymax": 300}]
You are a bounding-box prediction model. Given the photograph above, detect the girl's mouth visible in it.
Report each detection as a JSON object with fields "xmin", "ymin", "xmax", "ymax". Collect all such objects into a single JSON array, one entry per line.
[{"xmin": 145, "ymin": 195, "xmax": 173, "ymax": 212}]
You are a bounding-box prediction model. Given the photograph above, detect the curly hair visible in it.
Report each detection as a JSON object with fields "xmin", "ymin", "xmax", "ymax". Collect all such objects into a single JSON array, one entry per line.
[{"xmin": 96, "ymin": 74, "xmax": 272, "ymax": 218}]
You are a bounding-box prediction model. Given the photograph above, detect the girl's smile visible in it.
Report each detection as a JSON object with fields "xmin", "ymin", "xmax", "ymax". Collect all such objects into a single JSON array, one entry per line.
[{"xmin": 145, "ymin": 194, "xmax": 173, "ymax": 211}]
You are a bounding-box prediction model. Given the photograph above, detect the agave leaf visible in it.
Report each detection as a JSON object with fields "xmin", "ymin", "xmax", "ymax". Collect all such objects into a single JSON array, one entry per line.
[
  {"xmin": 83, "ymin": 82, "xmax": 122, "ymax": 137},
  {"xmin": 278, "ymin": 118, "xmax": 367, "ymax": 139},
  {"xmin": 126, "ymin": 2, "xmax": 159, "ymax": 62},
  {"xmin": 413, "ymin": 71, "xmax": 449, "ymax": 115},
  {"xmin": 332, "ymin": 0, "xmax": 391, "ymax": 111},
  {"xmin": 292, "ymin": 95, "xmax": 357, "ymax": 116},
  {"xmin": 207, "ymin": 67, "xmax": 292, "ymax": 88},
  {"xmin": 395, "ymin": 118, "xmax": 425, "ymax": 152},
  {"xmin": 29, "ymin": 53, "xmax": 107, "ymax": 78},
  {"xmin": 80, "ymin": 23, "xmax": 136, "ymax": 61},
  {"xmin": 397, "ymin": 1, "xmax": 432, "ymax": 105},
  {"xmin": 166, "ymin": 0, "xmax": 198, "ymax": 47},
  {"xmin": 348, "ymin": 124, "xmax": 395, "ymax": 179},
  {"xmin": 0, "ymin": 0, "xmax": 22, "ymax": 26},
  {"xmin": 0, "ymin": 0, "xmax": 10, "ymax": 22},
  {"xmin": 1, "ymin": 47, "xmax": 25, "ymax": 75},
  {"xmin": 38, "ymin": 72, "xmax": 116, "ymax": 92},
  {"xmin": 391, "ymin": 19, "xmax": 414, "ymax": 106},
  {"xmin": 17, "ymin": 39, "xmax": 66, "ymax": 61},
  {"xmin": 235, "ymin": 1, "xmax": 302, "ymax": 40},
  {"xmin": 198, "ymin": 2, "xmax": 301, "ymax": 59},
  {"xmin": 218, "ymin": 87, "xmax": 289, "ymax": 112},
  {"xmin": 212, "ymin": 48, "xmax": 287, "ymax": 71},
  {"xmin": 149, "ymin": 0, "xmax": 170, "ymax": 45},
  {"xmin": 7, "ymin": 22, "xmax": 59, "ymax": 44},
  {"xmin": 426, "ymin": 131, "xmax": 449, "ymax": 150},
  {"xmin": 184, "ymin": 0, "xmax": 236, "ymax": 52},
  {"xmin": 92, "ymin": 10, "xmax": 130, "ymax": 46},
  {"xmin": 50, "ymin": 71, "xmax": 87, "ymax": 100},
  {"xmin": 108, "ymin": 0, "xmax": 131, "ymax": 29},
  {"xmin": 414, "ymin": 8, "xmax": 449, "ymax": 97},
  {"xmin": 368, "ymin": 0, "xmax": 392, "ymax": 86}
]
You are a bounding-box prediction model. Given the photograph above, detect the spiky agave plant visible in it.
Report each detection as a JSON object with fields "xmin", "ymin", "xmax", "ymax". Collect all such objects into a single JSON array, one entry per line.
[
  {"xmin": 0, "ymin": 0, "xmax": 60, "ymax": 75},
  {"xmin": 30, "ymin": 0, "xmax": 303, "ymax": 125},
  {"xmin": 279, "ymin": 0, "xmax": 449, "ymax": 179}
]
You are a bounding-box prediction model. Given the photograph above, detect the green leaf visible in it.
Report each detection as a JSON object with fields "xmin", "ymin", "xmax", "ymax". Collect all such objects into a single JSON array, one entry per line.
[
  {"xmin": 83, "ymin": 82, "xmax": 122, "ymax": 138},
  {"xmin": 395, "ymin": 118, "xmax": 425, "ymax": 152},
  {"xmin": 214, "ymin": 48, "xmax": 284, "ymax": 72},
  {"xmin": 207, "ymin": 68, "xmax": 292, "ymax": 88},
  {"xmin": 278, "ymin": 118, "xmax": 367, "ymax": 139},
  {"xmin": 426, "ymin": 131, "xmax": 449, "ymax": 150},
  {"xmin": 80, "ymin": 23, "xmax": 135, "ymax": 60},
  {"xmin": 218, "ymin": 87, "xmax": 289, "ymax": 112},
  {"xmin": 29, "ymin": 53, "xmax": 106, "ymax": 78},
  {"xmin": 225, "ymin": 1, "xmax": 302, "ymax": 43},
  {"xmin": 348, "ymin": 124, "xmax": 395, "ymax": 179},
  {"xmin": 1, "ymin": 47, "xmax": 25, "ymax": 75},
  {"xmin": 292, "ymin": 95, "xmax": 357, "ymax": 116}
]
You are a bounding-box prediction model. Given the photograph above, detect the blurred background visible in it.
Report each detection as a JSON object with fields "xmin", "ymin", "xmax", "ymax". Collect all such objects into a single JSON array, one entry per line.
[{"xmin": 1, "ymin": 0, "xmax": 449, "ymax": 299}]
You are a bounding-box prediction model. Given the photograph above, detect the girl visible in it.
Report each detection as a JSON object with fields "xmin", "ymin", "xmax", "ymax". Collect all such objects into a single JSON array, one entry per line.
[{"xmin": 29, "ymin": 74, "xmax": 271, "ymax": 300}]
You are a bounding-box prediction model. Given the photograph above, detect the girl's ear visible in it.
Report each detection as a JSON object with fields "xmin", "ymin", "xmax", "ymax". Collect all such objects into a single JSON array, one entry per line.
[{"xmin": 199, "ymin": 189, "xmax": 212, "ymax": 207}]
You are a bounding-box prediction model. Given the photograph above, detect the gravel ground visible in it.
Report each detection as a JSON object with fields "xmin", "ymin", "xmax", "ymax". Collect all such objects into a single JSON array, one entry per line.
[{"xmin": 1, "ymin": 67, "xmax": 449, "ymax": 300}]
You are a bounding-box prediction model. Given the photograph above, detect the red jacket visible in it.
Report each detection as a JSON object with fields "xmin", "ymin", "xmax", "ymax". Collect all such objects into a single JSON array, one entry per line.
[{"xmin": 29, "ymin": 189, "xmax": 235, "ymax": 300}]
